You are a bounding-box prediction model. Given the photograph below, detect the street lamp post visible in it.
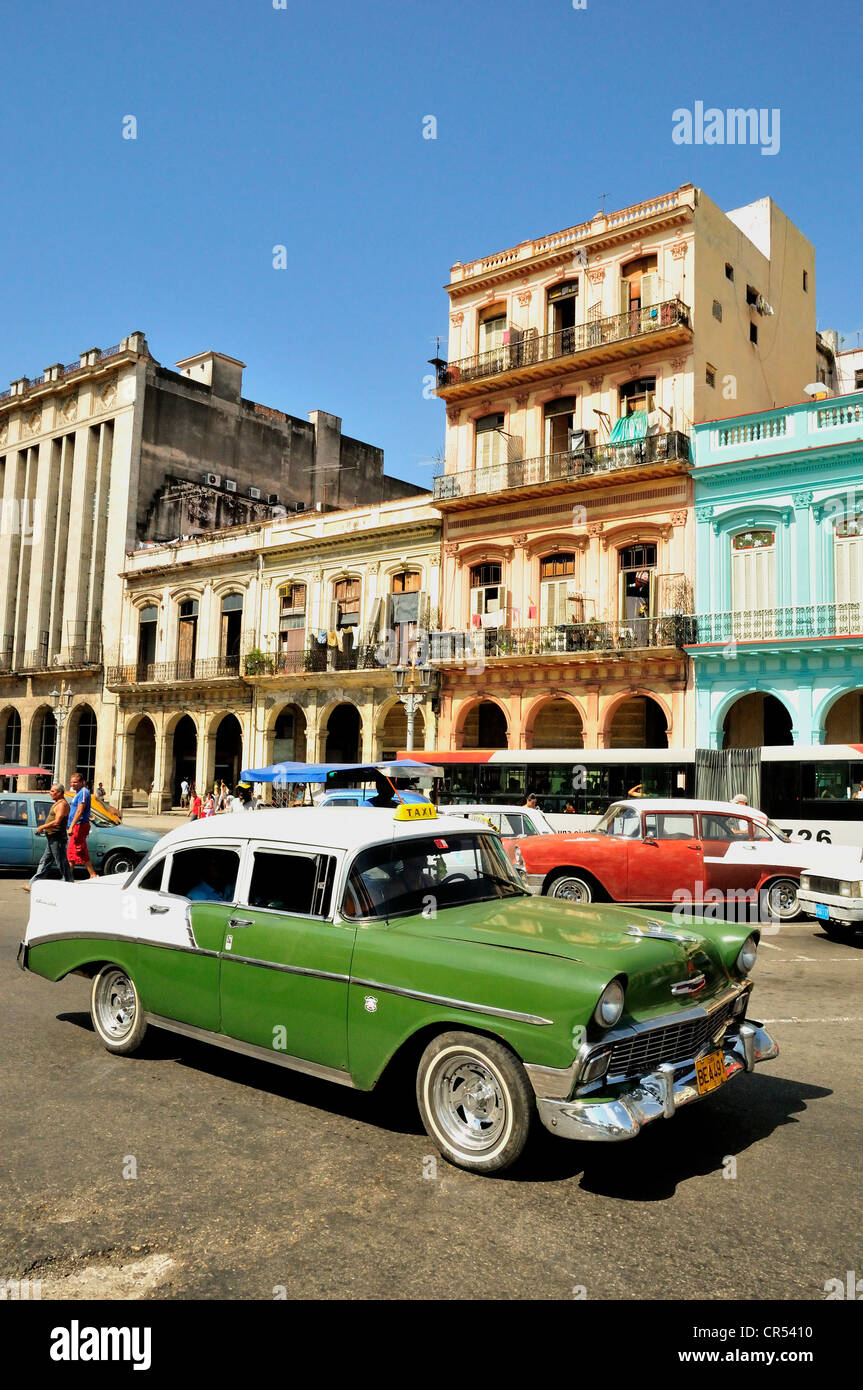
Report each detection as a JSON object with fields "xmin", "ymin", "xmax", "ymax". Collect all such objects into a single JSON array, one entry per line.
[
  {"xmin": 392, "ymin": 660, "xmax": 435, "ymax": 752},
  {"xmin": 50, "ymin": 684, "xmax": 73, "ymax": 786}
]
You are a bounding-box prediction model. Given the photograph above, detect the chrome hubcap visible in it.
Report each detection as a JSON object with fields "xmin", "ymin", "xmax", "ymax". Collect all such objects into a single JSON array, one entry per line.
[
  {"xmin": 768, "ymin": 881, "xmax": 797, "ymax": 917},
  {"xmin": 554, "ymin": 878, "xmax": 589, "ymax": 903},
  {"xmin": 95, "ymin": 970, "xmax": 136, "ymax": 1039},
  {"xmin": 432, "ymin": 1054, "xmax": 507, "ymax": 1152}
]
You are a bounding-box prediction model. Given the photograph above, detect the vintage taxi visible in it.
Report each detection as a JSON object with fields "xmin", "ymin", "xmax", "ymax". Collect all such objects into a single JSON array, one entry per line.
[
  {"xmin": 17, "ymin": 804, "xmax": 778, "ymax": 1174},
  {"xmin": 509, "ymin": 798, "xmax": 860, "ymax": 921}
]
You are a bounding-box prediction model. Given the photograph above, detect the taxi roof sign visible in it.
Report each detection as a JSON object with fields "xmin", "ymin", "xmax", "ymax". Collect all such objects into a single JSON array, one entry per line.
[{"xmin": 394, "ymin": 802, "xmax": 437, "ymax": 821}]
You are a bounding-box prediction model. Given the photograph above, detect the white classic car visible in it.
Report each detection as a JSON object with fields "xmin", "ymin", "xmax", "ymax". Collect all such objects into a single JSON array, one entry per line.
[{"xmin": 798, "ymin": 860, "xmax": 863, "ymax": 940}]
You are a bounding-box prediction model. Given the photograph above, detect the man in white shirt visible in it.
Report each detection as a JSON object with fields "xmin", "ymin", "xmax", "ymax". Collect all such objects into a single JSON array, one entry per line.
[{"xmin": 180, "ymin": 779, "xmax": 189, "ymax": 808}]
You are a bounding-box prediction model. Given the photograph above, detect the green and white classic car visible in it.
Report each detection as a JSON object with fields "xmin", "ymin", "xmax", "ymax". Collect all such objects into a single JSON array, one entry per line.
[{"xmin": 18, "ymin": 804, "xmax": 779, "ymax": 1174}]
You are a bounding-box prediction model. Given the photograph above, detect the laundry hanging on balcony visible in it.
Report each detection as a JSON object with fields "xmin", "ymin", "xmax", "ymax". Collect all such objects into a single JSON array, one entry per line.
[{"xmin": 608, "ymin": 410, "xmax": 648, "ymax": 444}]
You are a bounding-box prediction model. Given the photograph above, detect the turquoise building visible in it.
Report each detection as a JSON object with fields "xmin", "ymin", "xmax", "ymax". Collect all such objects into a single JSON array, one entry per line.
[{"xmin": 687, "ymin": 394, "xmax": 863, "ymax": 747}]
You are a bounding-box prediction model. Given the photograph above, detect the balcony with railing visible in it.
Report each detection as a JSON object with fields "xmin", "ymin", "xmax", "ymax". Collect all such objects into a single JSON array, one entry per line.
[
  {"xmin": 19, "ymin": 643, "xmax": 102, "ymax": 673},
  {"xmin": 689, "ymin": 604, "xmax": 863, "ymax": 646},
  {"xmin": 434, "ymin": 431, "xmax": 691, "ymax": 507},
  {"xmin": 430, "ymin": 614, "xmax": 696, "ymax": 665},
  {"xmin": 106, "ymin": 655, "xmax": 246, "ymax": 686},
  {"xmin": 243, "ymin": 641, "xmax": 385, "ymax": 677},
  {"xmin": 434, "ymin": 299, "xmax": 691, "ymax": 401}
]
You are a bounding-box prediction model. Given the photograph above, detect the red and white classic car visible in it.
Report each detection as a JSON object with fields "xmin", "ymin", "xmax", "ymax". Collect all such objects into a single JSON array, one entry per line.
[{"xmin": 509, "ymin": 798, "xmax": 862, "ymax": 921}]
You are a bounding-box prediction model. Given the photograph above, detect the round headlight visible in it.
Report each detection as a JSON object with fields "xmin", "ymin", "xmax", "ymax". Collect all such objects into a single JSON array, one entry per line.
[
  {"xmin": 593, "ymin": 979, "xmax": 625, "ymax": 1029},
  {"xmin": 735, "ymin": 933, "xmax": 758, "ymax": 975}
]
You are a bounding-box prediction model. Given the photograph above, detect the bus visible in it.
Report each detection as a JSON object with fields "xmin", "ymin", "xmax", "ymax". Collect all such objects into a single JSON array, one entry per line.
[{"xmin": 403, "ymin": 746, "xmax": 863, "ymax": 847}]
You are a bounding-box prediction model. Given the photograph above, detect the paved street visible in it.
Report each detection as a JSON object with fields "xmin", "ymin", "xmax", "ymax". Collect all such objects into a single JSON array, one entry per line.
[{"xmin": 2, "ymin": 875, "xmax": 861, "ymax": 1301}]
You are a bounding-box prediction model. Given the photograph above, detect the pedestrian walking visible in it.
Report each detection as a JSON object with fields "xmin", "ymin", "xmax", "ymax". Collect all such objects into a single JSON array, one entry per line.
[
  {"xmin": 202, "ymin": 791, "xmax": 216, "ymax": 817},
  {"xmin": 67, "ymin": 773, "xmax": 97, "ymax": 881},
  {"xmin": 24, "ymin": 784, "xmax": 73, "ymax": 891},
  {"xmin": 188, "ymin": 791, "xmax": 202, "ymax": 820},
  {"xmin": 180, "ymin": 778, "xmax": 189, "ymax": 808},
  {"xmin": 217, "ymin": 780, "xmax": 229, "ymax": 813}
]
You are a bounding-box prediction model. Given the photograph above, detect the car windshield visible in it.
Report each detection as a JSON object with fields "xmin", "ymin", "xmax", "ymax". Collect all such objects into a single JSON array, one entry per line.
[
  {"xmin": 594, "ymin": 804, "xmax": 641, "ymax": 838},
  {"xmin": 765, "ymin": 819, "xmax": 790, "ymax": 843},
  {"xmin": 344, "ymin": 831, "xmax": 526, "ymax": 920}
]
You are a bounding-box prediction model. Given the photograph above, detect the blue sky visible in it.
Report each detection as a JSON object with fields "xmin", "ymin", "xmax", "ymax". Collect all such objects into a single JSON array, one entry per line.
[{"xmin": 1, "ymin": 0, "xmax": 861, "ymax": 487}]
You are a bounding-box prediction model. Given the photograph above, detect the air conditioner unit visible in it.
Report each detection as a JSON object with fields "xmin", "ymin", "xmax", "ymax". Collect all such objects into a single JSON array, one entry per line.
[
  {"xmin": 247, "ymin": 486, "xmax": 261, "ymax": 500},
  {"xmin": 203, "ymin": 472, "xmax": 221, "ymax": 487},
  {"xmin": 224, "ymin": 479, "xmax": 237, "ymax": 493},
  {"xmin": 266, "ymin": 493, "xmax": 278, "ymax": 505}
]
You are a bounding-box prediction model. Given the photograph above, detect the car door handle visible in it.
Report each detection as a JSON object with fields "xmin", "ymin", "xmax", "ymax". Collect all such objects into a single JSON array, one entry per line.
[
  {"xmin": 228, "ymin": 917, "xmax": 253, "ymax": 928},
  {"xmin": 149, "ymin": 904, "xmax": 170, "ymax": 914}
]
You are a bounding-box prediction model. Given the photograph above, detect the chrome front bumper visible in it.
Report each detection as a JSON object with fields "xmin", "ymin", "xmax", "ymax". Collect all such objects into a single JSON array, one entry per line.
[
  {"xmin": 798, "ymin": 891, "xmax": 863, "ymax": 925},
  {"xmin": 536, "ymin": 1022, "xmax": 778, "ymax": 1142},
  {"xmin": 519, "ymin": 873, "xmax": 543, "ymax": 895}
]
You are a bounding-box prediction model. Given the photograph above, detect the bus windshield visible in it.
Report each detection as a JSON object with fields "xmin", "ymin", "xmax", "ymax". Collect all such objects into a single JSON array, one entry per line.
[{"xmin": 343, "ymin": 832, "xmax": 526, "ymax": 920}]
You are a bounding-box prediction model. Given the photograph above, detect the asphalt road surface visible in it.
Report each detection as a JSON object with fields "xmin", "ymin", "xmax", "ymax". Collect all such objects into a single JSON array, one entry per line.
[{"xmin": 2, "ymin": 876, "xmax": 861, "ymax": 1301}]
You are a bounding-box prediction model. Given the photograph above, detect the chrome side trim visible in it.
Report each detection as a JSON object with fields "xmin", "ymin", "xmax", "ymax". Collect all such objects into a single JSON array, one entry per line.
[
  {"xmin": 143, "ymin": 1013, "xmax": 355, "ymax": 1088},
  {"xmin": 24, "ymin": 930, "xmax": 219, "ymax": 958},
  {"xmin": 349, "ymin": 976, "xmax": 553, "ymax": 1026},
  {"xmin": 220, "ymin": 953, "xmax": 350, "ymax": 984}
]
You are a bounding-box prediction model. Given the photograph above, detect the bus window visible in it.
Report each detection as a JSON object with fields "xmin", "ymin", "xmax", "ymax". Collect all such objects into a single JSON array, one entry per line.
[{"xmin": 814, "ymin": 762, "xmax": 850, "ymax": 800}]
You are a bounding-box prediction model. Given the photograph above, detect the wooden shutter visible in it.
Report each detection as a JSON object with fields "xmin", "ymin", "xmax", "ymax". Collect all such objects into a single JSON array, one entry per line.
[
  {"xmin": 641, "ymin": 272, "xmax": 659, "ymax": 307},
  {"xmin": 620, "ymin": 280, "xmax": 631, "ymax": 314},
  {"xmin": 835, "ymin": 534, "xmax": 863, "ymax": 605}
]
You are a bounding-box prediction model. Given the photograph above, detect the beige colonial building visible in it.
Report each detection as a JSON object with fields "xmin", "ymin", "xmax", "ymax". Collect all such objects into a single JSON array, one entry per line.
[
  {"xmin": 429, "ymin": 184, "xmax": 816, "ymax": 751},
  {"xmin": 108, "ymin": 496, "xmax": 441, "ymax": 808},
  {"xmin": 0, "ymin": 331, "xmax": 421, "ymax": 796}
]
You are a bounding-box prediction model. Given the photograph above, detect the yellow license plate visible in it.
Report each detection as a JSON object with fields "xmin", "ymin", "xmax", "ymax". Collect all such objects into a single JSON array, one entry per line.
[{"xmin": 695, "ymin": 1049, "xmax": 728, "ymax": 1096}]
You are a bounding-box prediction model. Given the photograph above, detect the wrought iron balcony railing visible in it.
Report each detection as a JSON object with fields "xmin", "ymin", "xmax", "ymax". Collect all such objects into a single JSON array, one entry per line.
[
  {"xmin": 19, "ymin": 645, "xmax": 102, "ymax": 672},
  {"xmin": 430, "ymin": 616, "xmax": 696, "ymax": 662},
  {"xmin": 243, "ymin": 642, "xmax": 384, "ymax": 677},
  {"xmin": 434, "ymin": 431, "xmax": 690, "ymax": 502},
  {"xmin": 435, "ymin": 299, "xmax": 691, "ymax": 391},
  {"xmin": 691, "ymin": 605, "xmax": 863, "ymax": 645},
  {"xmin": 106, "ymin": 655, "xmax": 245, "ymax": 685}
]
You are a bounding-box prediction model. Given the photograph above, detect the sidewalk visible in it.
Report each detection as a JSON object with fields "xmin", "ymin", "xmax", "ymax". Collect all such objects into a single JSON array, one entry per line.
[{"xmin": 121, "ymin": 808, "xmax": 189, "ymax": 834}]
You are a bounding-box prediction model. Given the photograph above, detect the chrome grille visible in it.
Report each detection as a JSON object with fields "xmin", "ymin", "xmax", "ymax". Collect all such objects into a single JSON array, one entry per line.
[
  {"xmin": 608, "ymin": 998, "xmax": 737, "ymax": 1079},
  {"xmin": 803, "ymin": 874, "xmax": 842, "ymax": 896}
]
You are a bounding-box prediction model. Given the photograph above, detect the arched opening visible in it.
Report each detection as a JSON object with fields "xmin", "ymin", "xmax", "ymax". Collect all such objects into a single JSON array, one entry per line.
[
  {"xmin": 214, "ymin": 714, "xmax": 244, "ymax": 789},
  {"xmin": 722, "ymin": 693, "xmax": 793, "ymax": 749},
  {"xmin": 172, "ymin": 715, "xmax": 198, "ymax": 801},
  {"xmin": 0, "ymin": 707, "xmax": 22, "ymax": 788},
  {"xmin": 30, "ymin": 707, "xmax": 56, "ymax": 784},
  {"xmin": 73, "ymin": 706, "xmax": 97, "ymax": 785},
  {"xmin": 608, "ymin": 696, "xmax": 668, "ymax": 749},
  {"xmin": 130, "ymin": 717, "xmax": 156, "ymax": 805},
  {"xmin": 378, "ymin": 703, "xmax": 425, "ymax": 758},
  {"xmin": 325, "ymin": 704, "xmax": 361, "ymax": 762},
  {"xmin": 2, "ymin": 707, "xmax": 22, "ymax": 764},
  {"xmin": 532, "ymin": 698, "xmax": 584, "ymax": 749},
  {"xmin": 824, "ymin": 691, "xmax": 863, "ymax": 743},
  {"xmin": 460, "ymin": 701, "xmax": 508, "ymax": 750},
  {"xmin": 273, "ymin": 704, "xmax": 307, "ymax": 763}
]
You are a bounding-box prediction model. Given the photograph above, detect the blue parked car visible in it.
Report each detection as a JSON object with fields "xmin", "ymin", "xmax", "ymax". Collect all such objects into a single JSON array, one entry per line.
[
  {"xmin": 315, "ymin": 788, "xmax": 432, "ymax": 809},
  {"xmin": 0, "ymin": 793, "xmax": 162, "ymax": 876}
]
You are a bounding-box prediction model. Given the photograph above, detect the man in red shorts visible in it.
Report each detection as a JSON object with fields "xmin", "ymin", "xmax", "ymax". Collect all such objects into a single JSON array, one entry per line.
[{"xmin": 67, "ymin": 772, "xmax": 98, "ymax": 881}]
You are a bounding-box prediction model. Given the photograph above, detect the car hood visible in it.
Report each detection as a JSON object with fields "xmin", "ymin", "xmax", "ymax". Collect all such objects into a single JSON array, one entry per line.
[{"xmin": 392, "ymin": 897, "xmax": 734, "ymax": 1006}]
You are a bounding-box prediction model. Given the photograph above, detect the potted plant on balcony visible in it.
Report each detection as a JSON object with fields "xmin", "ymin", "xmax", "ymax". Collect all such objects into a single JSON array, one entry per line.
[{"xmin": 244, "ymin": 647, "xmax": 270, "ymax": 676}]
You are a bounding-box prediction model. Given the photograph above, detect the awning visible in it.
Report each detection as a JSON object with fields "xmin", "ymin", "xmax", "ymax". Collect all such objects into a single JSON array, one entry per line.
[
  {"xmin": 608, "ymin": 410, "xmax": 648, "ymax": 444},
  {"xmin": 0, "ymin": 765, "xmax": 52, "ymax": 776},
  {"xmin": 241, "ymin": 759, "xmax": 445, "ymax": 785}
]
